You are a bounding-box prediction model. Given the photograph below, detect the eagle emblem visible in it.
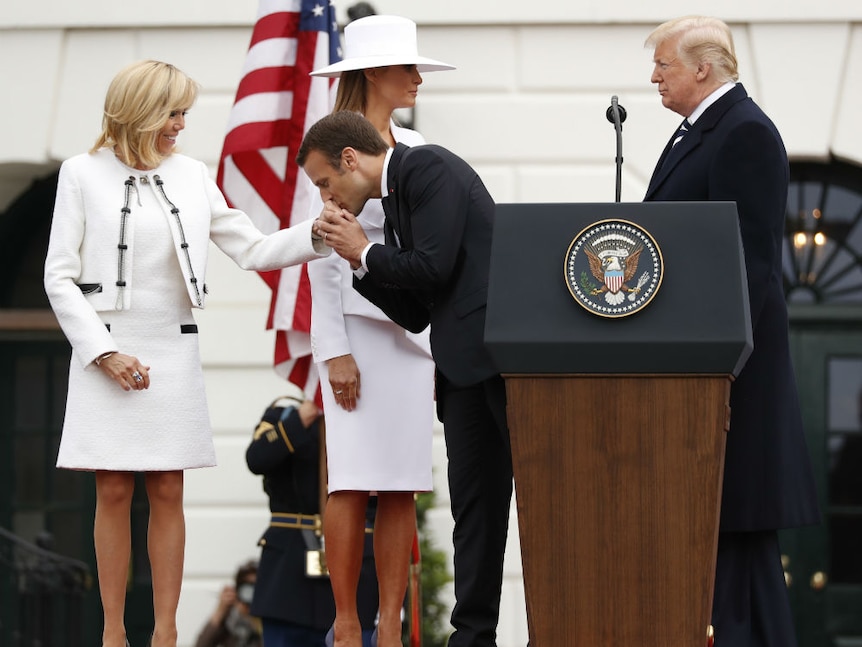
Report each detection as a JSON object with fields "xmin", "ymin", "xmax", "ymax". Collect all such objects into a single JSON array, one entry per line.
[
  {"xmin": 584, "ymin": 236, "xmax": 644, "ymax": 306},
  {"xmin": 564, "ymin": 220, "xmax": 663, "ymax": 318}
]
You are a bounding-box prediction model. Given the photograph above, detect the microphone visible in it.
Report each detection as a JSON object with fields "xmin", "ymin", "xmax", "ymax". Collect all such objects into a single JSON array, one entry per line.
[
  {"xmin": 606, "ymin": 96, "xmax": 627, "ymax": 202},
  {"xmin": 605, "ymin": 96, "xmax": 627, "ymax": 128}
]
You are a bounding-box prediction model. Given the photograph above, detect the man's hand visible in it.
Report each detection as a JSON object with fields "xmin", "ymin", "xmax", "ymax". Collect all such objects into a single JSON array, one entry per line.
[
  {"xmin": 318, "ymin": 200, "xmax": 370, "ymax": 269},
  {"xmin": 210, "ymin": 585, "xmax": 236, "ymax": 626},
  {"xmin": 297, "ymin": 400, "xmax": 322, "ymax": 428}
]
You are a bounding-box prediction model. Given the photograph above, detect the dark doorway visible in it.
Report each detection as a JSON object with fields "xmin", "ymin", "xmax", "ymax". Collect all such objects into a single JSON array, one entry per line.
[
  {"xmin": 0, "ymin": 171, "xmax": 154, "ymax": 645},
  {"xmin": 783, "ymin": 157, "xmax": 862, "ymax": 646},
  {"xmin": 785, "ymin": 323, "xmax": 862, "ymax": 647}
]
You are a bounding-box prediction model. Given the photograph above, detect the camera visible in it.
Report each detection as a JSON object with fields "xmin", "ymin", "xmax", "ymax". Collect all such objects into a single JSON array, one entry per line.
[{"xmin": 236, "ymin": 582, "xmax": 255, "ymax": 605}]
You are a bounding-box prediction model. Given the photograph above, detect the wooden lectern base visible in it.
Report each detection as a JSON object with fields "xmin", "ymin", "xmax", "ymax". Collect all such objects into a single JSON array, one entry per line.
[{"xmin": 505, "ymin": 375, "xmax": 729, "ymax": 647}]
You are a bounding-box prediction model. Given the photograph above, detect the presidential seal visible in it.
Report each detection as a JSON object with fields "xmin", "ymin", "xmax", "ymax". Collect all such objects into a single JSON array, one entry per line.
[{"xmin": 564, "ymin": 219, "xmax": 663, "ymax": 318}]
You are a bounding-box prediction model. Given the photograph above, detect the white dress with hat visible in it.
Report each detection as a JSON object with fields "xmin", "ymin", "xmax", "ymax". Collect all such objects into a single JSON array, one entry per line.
[
  {"xmin": 309, "ymin": 124, "xmax": 436, "ymax": 492},
  {"xmin": 307, "ymin": 14, "xmax": 452, "ymax": 491}
]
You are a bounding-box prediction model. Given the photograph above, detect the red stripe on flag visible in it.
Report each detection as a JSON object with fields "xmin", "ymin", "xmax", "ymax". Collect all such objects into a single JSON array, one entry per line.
[
  {"xmin": 292, "ymin": 263, "xmax": 312, "ymax": 331},
  {"xmin": 249, "ymin": 11, "xmax": 301, "ymax": 48},
  {"xmin": 265, "ymin": 269, "xmax": 280, "ymax": 329},
  {"xmin": 221, "ymin": 121, "xmax": 294, "ymax": 158},
  {"xmin": 235, "ymin": 67, "xmax": 298, "ymax": 102},
  {"xmin": 230, "ymin": 151, "xmax": 287, "ymax": 219}
]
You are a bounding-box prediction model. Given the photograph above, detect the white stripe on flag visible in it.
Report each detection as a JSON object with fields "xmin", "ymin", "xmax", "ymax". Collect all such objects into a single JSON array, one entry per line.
[
  {"xmin": 226, "ymin": 92, "xmax": 295, "ymax": 132},
  {"xmin": 220, "ymin": 157, "xmax": 280, "ymax": 234},
  {"xmin": 242, "ymin": 38, "xmax": 299, "ymax": 75},
  {"xmin": 257, "ymin": 0, "xmax": 301, "ymax": 19}
]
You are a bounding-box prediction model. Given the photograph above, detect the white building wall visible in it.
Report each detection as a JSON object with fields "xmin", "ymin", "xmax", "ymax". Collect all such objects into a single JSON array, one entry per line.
[{"xmin": 2, "ymin": 1, "xmax": 862, "ymax": 645}]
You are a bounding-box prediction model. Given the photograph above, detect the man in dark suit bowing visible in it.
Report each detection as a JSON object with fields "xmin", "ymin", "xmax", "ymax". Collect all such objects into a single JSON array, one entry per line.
[
  {"xmin": 298, "ymin": 110, "xmax": 513, "ymax": 647},
  {"xmin": 644, "ymin": 16, "xmax": 820, "ymax": 647}
]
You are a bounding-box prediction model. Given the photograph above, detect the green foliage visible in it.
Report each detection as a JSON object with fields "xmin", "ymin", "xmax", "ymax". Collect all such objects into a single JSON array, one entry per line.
[{"xmin": 580, "ymin": 271, "xmax": 598, "ymax": 293}]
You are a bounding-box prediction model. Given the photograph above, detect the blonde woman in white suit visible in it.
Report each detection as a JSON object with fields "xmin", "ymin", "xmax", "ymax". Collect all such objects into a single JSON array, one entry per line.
[
  {"xmin": 306, "ymin": 15, "xmax": 453, "ymax": 647},
  {"xmin": 43, "ymin": 60, "xmax": 329, "ymax": 647}
]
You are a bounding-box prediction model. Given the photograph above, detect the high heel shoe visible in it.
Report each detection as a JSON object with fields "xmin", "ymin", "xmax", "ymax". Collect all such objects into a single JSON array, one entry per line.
[{"xmin": 324, "ymin": 625, "xmax": 334, "ymax": 647}]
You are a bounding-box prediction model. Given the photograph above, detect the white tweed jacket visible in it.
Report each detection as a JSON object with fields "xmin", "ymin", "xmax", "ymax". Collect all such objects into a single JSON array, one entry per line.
[{"xmin": 44, "ymin": 148, "xmax": 329, "ymax": 369}]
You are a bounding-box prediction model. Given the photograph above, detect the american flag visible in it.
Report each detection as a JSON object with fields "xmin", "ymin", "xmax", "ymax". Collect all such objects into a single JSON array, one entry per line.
[{"xmin": 217, "ymin": 0, "xmax": 340, "ymax": 403}]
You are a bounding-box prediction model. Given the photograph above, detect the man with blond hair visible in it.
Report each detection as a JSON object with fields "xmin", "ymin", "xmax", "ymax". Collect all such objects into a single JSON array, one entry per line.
[{"xmin": 643, "ymin": 16, "xmax": 820, "ymax": 647}]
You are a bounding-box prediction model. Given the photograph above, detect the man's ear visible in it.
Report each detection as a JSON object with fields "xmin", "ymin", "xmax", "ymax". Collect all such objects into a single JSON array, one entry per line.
[
  {"xmin": 341, "ymin": 147, "xmax": 358, "ymax": 170},
  {"xmin": 696, "ymin": 61, "xmax": 711, "ymax": 81}
]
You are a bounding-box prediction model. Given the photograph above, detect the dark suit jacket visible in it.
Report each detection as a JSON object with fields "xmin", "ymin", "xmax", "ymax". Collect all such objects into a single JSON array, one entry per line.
[
  {"xmin": 645, "ymin": 84, "xmax": 819, "ymax": 532},
  {"xmin": 353, "ymin": 143, "xmax": 499, "ymax": 387}
]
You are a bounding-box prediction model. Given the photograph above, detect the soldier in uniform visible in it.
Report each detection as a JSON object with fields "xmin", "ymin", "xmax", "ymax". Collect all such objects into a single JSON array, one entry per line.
[{"xmin": 245, "ymin": 392, "xmax": 379, "ymax": 647}]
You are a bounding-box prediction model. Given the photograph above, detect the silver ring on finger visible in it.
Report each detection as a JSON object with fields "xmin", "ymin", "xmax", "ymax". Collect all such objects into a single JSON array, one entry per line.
[
  {"xmin": 334, "ymin": 389, "xmax": 343, "ymax": 395},
  {"xmin": 132, "ymin": 371, "xmax": 143, "ymax": 383}
]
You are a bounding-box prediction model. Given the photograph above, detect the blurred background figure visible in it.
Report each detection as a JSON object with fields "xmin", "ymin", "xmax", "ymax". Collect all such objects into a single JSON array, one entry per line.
[
  {"xmin": 346, "ymin": 2, "xmax": 376, "ymax": 21},
  {"xmin": 194, "ymin": 560, "xmax": 262, "ymax": 647},
  {"xmin": 245, "ymin": 391, "xmax": 379, "ymax": 647}
]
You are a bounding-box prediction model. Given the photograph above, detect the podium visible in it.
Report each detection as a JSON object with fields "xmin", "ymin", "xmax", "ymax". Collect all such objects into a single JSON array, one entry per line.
[{"xmin": 484, "ymin": 202, "xmax": 752, "ymax": 646}]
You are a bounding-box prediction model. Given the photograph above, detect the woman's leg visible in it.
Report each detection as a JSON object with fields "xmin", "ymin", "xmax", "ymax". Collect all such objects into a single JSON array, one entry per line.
[
  {"xmin": 94, "ymin": 470, "xmax": 135, "ymax": 647},
  {"xmin": 325, "ymin": 490, "xmax": 371, "ymax": 647},
  {"xmin": 374, "ymin": 492, "xmax": 416, "ymax": 647},
  {"xmin": 145, "ymin": 470, "xmax": 185, "ymax": 647}
]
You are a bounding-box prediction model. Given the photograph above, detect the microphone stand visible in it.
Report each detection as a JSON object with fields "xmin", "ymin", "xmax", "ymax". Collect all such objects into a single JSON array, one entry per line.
[{"xmin": 606, "ymin": 96, "xmax": 627, "ymax": 203}]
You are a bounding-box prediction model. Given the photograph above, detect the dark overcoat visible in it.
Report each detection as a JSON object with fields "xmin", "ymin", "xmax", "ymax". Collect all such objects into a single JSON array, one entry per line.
[{"xmin": 645, "ymin": 84, "xmax": 820, "ymax": 531}]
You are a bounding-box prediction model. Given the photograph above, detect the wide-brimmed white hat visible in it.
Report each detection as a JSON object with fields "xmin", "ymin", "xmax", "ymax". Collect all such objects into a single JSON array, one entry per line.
[{"xmin": 310, "ymin": 15, "xmax": 455, "ymax": 78}]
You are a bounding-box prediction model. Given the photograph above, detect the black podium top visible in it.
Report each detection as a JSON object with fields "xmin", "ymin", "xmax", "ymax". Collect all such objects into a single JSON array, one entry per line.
[{"xmin": 484, "ymin": 202, "xmax": 752, "ymax": 376}]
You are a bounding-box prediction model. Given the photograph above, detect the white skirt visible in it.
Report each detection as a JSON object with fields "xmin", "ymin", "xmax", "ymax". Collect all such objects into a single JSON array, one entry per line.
[
  {"xmin": 319, "ymin": 316, "xmax": 435, "ymax": 492},
  {"xmin": 55, "ymin": 308, "xmax": 216, "ymax": 472}
]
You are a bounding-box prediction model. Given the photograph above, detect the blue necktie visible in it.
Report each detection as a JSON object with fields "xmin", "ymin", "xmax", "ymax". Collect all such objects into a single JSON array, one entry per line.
[{"xmin": 672, "ymin": 119, "xmax": 691, "ymax": 147}]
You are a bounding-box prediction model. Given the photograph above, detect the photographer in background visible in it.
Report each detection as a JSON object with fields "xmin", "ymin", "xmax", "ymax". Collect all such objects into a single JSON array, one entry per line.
[{"xmin": 195, "ymin": 560, "xmax": 261, "ymax": 647}]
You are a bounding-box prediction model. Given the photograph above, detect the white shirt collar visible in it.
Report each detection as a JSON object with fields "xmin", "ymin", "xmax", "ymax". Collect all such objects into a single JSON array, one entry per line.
[
  {"xmin": 688, "ymin": 81, "xmax": 736, "ymax": 125},
  {"xmin": 381, "ymin": 147, "xmax": 394, "ymax": 198}
]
